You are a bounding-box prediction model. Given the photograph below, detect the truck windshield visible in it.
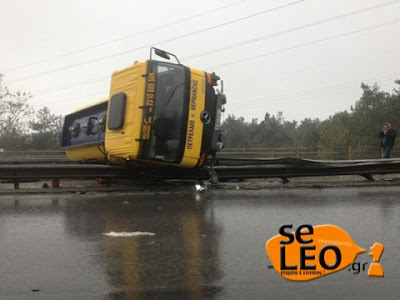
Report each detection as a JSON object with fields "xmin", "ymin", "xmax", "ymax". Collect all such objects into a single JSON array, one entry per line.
[{"xmin": 142, "ymin": 61, "xmax": 188, "ymax": 163}]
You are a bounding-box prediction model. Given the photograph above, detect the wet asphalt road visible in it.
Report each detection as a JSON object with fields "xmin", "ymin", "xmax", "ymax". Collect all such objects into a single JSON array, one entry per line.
[{"xmin": 0, "ymin": 186, "xmax": 399, "ymax": 299}]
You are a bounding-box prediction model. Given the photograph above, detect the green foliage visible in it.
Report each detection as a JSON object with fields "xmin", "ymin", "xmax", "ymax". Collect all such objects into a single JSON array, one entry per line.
[
  {"xmin": 296, "ymin": 118, "xmax": 320, "ymax": 147},
  {"xmin": 319, "ymin": 82, "xmax": 400, "ymax": 149},
  {"xmin": 0, "ymin": 74, "xmax": 32, "ymax": 146},
  {"xmin": 222, "ymin": 80, "xmax": 400, "ymax": 150},
  {"xmin": 29, "ymin": 107, "xmax": 63, "ymax": 150},
  {"xmin": 222, "ymin": 112, "xmax": 304, "ymax": 148},
  {"xmin": 0, "ymin": 128, "xmax": 31, "ymax": 150},
  {"xmin": 222, "ymin": 111, "xmax": 320, "ymax": 149},
  {"xmin": 222, "ymin": 115, "xmax": 250, "ymax": 148},
  {"xmin": 319, "ymin": 111, "xmax": 353, "ymax": 148},
  {"xmin": 0, "ymin": 74, "xmax": 63, "ymax": 150}
]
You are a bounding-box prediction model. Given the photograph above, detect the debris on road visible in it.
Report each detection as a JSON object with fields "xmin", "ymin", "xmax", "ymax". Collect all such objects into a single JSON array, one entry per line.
[{"xmin": 103, "ymin": 231, "xmax": 155, "ymax": 237}]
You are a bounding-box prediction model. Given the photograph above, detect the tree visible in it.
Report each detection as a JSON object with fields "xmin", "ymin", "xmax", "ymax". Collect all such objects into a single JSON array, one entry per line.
[
  {"xmin": 296, "ymin": 118, "xmax": 320, "ymax": 147},
  {"xmin": 350, "ymin": 83, "xmax": 394, "ymax": 147},
  {"xmin": 221, "ymin": 114, "xmax": 250, "ymax": 148},
  {"xmin": 0, "ymin": 74, "xmax": 65, "ymax": 151},
  {"xmin": 318, "ymin": 111, "xmax": 353, "ymax": 149},
  {"xmin": 257, "ymin": 112, "xmax": 297, "ymax": 147},
  {"xmin": 29, "ymin": 107, "xmax": 63, "ymax": 150},
  {"xmin": 0, "ymin": 74, "xmax": 32, "ymax": 150}
]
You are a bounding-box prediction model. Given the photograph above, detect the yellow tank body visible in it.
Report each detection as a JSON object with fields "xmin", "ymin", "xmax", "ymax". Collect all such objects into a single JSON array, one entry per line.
[{"xmin": 65, "ymin": 144, "xmax": 106, "ymax": 161}]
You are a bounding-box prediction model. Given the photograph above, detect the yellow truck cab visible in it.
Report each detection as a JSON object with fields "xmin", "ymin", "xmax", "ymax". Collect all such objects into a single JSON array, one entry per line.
[{"xmin": 61, "ymin": 48, "xmax": 226, "ymax": 169}]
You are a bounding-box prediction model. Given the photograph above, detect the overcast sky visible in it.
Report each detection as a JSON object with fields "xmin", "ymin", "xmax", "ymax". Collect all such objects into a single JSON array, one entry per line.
[{"xmin": 1, "ymin": 0, "xmax": 399, "ymax": 123}]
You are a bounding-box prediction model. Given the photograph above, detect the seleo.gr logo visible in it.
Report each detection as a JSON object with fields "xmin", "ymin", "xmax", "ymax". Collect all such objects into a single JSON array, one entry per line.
[{"xmin": 265, "ymin": 224, "xmax": 384, "ymax": 281}]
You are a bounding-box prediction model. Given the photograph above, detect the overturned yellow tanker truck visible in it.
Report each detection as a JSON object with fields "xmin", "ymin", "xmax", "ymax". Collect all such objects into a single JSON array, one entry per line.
[{"xmin": 61, "ymin": 48, "xmax": 226, "ymax": 168}]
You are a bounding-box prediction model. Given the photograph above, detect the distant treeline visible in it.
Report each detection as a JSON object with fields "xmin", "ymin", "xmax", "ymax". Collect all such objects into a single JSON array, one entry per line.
[
  {"xmin": 222, "ymin": 80, "xmax": 400, "ymax": 149},
  {"xmin": 0, "ymin": 74, "xmax": 62, "ymax": 150}
]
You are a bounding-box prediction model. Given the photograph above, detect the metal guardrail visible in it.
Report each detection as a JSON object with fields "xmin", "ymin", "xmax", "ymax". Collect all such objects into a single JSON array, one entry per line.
[
  {"xmin": 0, "ymin": 147, "xmax": 397, "ymax": 161},
  {"xmin": 0, "ymin": 150, "xmax": 67, "ymax": 158},
  {"xmin": 2, "ymin": 150, "xmax": 400, "ymax": 188},
  {"xmin": 0, "ymin": 164, "xmax": 132, "ymax": 181},
  {"xmin": 2, "ymin": 158, "xmax": 400, "ymax": 184},
  {"xmin": 222, "ymin": 147, "xmax": 398, "ymax": 160}
]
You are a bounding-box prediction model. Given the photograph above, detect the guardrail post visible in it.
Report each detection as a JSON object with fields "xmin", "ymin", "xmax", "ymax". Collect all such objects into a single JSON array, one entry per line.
[
  {"xmin": 381, "ymin": 147, "xmax": 384, "ymax": 159},
  {"xmin": 348, "ymin": 146, "xmax": 352, "ymax": 160},
  {"xmin": 51, "ymin": 178, "xmax": 60, "ymax": 188},
  {"xmin": 271, "ymin": 148, "xmax": 274, "ymax": 158}
]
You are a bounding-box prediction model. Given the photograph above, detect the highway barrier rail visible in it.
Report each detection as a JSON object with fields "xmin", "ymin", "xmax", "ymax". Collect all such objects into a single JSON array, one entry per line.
[
  {"xmin": 222, "ymin": 146, "xmax": 399, "ymax": 160},
  {"xmin": 1, "ymin": 157, "xmax": 400, "ymax": 186},
  {"xmin": 0, "ymin": 146, "xmax": 397, "ymax": 161}
]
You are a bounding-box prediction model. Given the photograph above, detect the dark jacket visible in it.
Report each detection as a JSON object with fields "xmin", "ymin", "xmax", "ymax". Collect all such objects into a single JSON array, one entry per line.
[{"xmin": 379, "ymin": 128, "xmax": 397, "ymax": 148}]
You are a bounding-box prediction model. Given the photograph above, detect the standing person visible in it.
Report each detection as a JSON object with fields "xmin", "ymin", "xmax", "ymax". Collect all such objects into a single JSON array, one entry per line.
[{"xmin": 379, "ymin": 123, "xmax": 397, "ymax": 158}]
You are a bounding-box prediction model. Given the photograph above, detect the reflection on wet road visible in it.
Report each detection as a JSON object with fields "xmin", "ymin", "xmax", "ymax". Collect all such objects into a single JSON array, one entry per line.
[{"xmin": 0, "ymin": 187, "xmax": 399, "ymax": 298}]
